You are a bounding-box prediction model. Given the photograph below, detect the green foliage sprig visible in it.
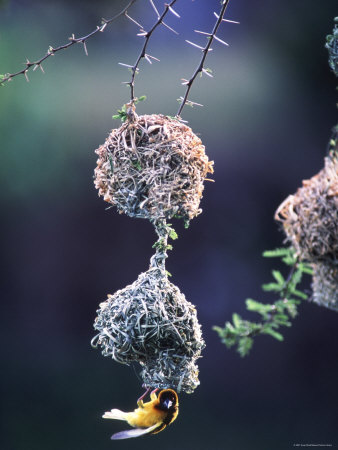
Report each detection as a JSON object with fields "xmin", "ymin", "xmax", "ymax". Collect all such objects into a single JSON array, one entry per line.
[
  {"xmin": 152, "ymin": 223, "xmax": 178, "ymax": 253},
  {"xmin": 213, "ymin": 247, "xmax": 313, "ymax": 357},
  {"xmin": 112, "ymin": 96, "xmax": 147, "ymax": 122}
]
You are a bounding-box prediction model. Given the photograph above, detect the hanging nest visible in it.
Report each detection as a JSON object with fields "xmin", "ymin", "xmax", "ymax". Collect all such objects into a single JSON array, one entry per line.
[
  {"xmin": 275, "ymin": 155, "xmax": 338, "ymax": 263},
  {"xmin": 311, "ymin": 262, "xmax": 338, "ymax": 312},
  {"xmin": 94, "ymin": 114, "xmax": 213, "ymax": 222},
  {"xmin": 91, "ymin": 266, "xmax": 205, "ymax": 394}
]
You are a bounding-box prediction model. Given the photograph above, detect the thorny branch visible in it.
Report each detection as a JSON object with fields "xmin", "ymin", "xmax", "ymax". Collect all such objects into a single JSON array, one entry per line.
[
  {"xmin": 0, "ymin": 0, "xmax": 139, "ymax": 84},
  {"xmin": 122, "ymin": 0, "xmax": 180, "ymax": 103},
  {"xmin": 177, "ymin": 0, "xmax": 233, "ymax": 117}
]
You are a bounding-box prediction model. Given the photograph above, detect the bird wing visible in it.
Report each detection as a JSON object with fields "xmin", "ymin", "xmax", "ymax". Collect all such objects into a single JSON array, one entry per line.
[{"xmin": 111, "ymin": 423, "xmax": 161, "ymax": 440}]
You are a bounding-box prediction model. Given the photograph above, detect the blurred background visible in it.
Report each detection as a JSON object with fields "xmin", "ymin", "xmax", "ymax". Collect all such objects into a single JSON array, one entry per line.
[{"xmin": 1, "ymin": 1, "xmax": 337, "ymax": 449}]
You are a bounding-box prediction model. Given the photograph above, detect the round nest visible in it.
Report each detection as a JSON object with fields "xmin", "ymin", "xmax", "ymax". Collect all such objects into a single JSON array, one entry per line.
[
  {"xmin": 275, "ymin": 155, "xmax": 338, "ymax": 263},
  {"xmin": 91, "ymin": 266, "xmax": 205, "ymax": 393},
  {"xmin": 311, "ymin": 262, "xmax": 338, "ymax": 312},
  {"xmin": 94, "ymin": 114, "xmax": 213, "ymax": 222}
]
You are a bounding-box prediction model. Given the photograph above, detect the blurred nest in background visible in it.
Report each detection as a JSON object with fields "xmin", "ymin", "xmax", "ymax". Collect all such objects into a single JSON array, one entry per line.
[
  {"xmin": 311, "ymin": 262, "xmax": 338, "ymax": 311},
  {"xmin": 275, "ymin": 155, "xmax": 338, "ymax": 263},
  {"xmin": 91, "ymin": 266, "xmax": 205, "ymax": 394},
  {"xmin": 94, "ymin": 114, "xmax": 213, "ymax": 222}
]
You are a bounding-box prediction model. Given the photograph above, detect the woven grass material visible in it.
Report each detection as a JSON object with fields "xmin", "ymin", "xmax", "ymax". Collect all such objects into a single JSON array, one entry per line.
[
  {"xmin": 94, "ymin": 114, "xmax": 213, "ymax": 222},
  {"xmin": 275, "ymin": 155, "xmax": 338, "ymax": 263},
  {"xmin": 91, "ymin": 265, "xmax": 205, "ymax": 394},
  {"xmin": 311, "ymin": 262, "xmax": 338, "ymax": 312}
]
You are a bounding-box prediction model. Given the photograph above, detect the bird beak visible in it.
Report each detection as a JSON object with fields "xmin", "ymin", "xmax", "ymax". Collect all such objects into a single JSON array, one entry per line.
[{"xmin": 163, "ymin": 399, "xmax": 173, "ymax": 409}]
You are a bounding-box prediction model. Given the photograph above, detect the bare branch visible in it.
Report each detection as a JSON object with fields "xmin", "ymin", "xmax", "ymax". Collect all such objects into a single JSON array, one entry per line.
[
  {"xmin": 128, "ymin": 0, "xmax": 179, "ymax": 103},
  {"xmin": 0, "ymin": 0, "xmax": 139, "ymax": 85},
  {"xmin": 176, "ymin": 0, "xmax": 232, "ymax": 117}
]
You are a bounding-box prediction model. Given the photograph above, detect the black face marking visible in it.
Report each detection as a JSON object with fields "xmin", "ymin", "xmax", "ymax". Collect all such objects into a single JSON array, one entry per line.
[{"xmin": 155, "ymin": 389, "xmax": 178, "ymax": 420}]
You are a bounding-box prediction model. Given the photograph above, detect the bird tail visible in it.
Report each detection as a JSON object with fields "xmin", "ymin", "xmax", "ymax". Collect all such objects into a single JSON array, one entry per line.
[{"xmin": 102, "ymin": 408, "xmax": 129, "ymax": 421}]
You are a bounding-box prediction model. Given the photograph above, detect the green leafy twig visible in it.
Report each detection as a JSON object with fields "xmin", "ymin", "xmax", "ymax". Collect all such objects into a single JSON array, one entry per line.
[
  {"xmin": 213, "ymin": 248, "xmax": 313, "ymax": 357},
  {"xmin": 152, "ymin": 222, "xmax": 178, "ymax": 253},
  {"xmin": 112, "ymin": 96, "xmax": 146, "ymax": 122}
]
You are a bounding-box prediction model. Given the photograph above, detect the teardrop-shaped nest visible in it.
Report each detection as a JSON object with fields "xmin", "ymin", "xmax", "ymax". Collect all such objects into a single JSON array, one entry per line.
[
  {"xmin": 94, "ymin": 114, "xmax": 213, "ymax": 222},
  {"xmin": 275, "ymin": 155, "xmax": 338, "ymax": 263},
  {"xmin": 91, "ymin": 266, "xmax": 205, "ymax": 393},
  {"xmin": 311, "ymin": 262, "xmax": 338, "ymax": 312}
]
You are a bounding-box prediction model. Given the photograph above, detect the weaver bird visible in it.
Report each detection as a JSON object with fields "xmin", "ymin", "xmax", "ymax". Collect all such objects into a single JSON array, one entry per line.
[{"xmin": 103, "ymin": 388, "xmax": 179, "ymax": 440}]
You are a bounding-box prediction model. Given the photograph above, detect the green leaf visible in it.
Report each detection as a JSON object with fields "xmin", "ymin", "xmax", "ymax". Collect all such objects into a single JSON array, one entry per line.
[
  {"xmin": 272, "ymin": 270, "xmax": 285, "ymax": 285},
  {"xmin": 132, "ymin": 160, "xmax": 142, "ymax": 171},
  {"xmin": 262, "ymin": 282, "xmax": 281, "ymax": 292},
  {"xmin": 238, "ymin": 337, "xmax": 253, "ymax": 357},
  {"xmin": 263, "ymin": 328, "xmax": 284, "ymax": 341},
  {"xmin": 290, "ymin": 289, "xmax": 308, "ymax": 300},
  {"xmin": 232, "ymin": 313, "xmax": 242, "ymax": 328},
  {"xmin": 169, "ymin": 228, "xmax": 178, "ymax": 240},
  {"xmin": 263, "ymin": 248, "xmax": 290, "ymax": 258},
  {"xmin": 299, "ymin": 264, "xmax": 313, "ymax": 275}
]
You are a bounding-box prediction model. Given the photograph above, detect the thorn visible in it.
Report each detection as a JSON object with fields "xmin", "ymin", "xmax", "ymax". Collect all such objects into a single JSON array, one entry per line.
[
  {"xmin": 100, "ymin": 23, "xmax": 108, "ymax": 32},
  {"xmin": 32, "ymin": 64, "xmax": 39, "ymax": 71},
  {"xmin": 144, "ymin": 54, "xmax": 152, "ymax": 64},
  {"xmin": 83, "ymin": 41, "xmax": 88, "ymax": 56},
  {"xmin": 186, "ymin": 99, "xmax": 203, "ymax": 107},
  {"xmin": 39, "ymin": 64, "xmax": 45, "ymax": 74},
  {"xmin": 214, "ymin": 35, "xmax": 229, "ymax": 46},
  {"xmin": 118, "ymin": 62, "xmax": 134, "ymax": 68},
  {"xmin": 145, "ymin": 53, "xmax": 160, "ymax": 62},
  {"xmin": 223, "ymin": 18, "xmax": 240, "ymax": 24},
  {"xmin": 168, "ymin": 5, "xmax": 180, "ymax": 18},
  {"xmin": 24, "ymin": 70, "xmax": 29, "ymax": 82},
  {"xmin": 137, "ymin": 31, "xmax": 148, "ymax": 37},
  {"xmin": 202, "ymin": 68, "xmax": 213, "ymax": 78},
  {"xmin": 194, "ymin": 30, "xmax": 212, "ymax": 36},
  {"xmin": 186, "ymin": 40, "xmax": 212, "ymax": 51},
  {"xmin": 181, "ymin": 78, "xmax": 189, "ymax": 85},
  {"xmin": 125, "ymin": 13, "xmax": 143, "ymax": 28},
  {"xmin": 213, "ymin": 12, "xmax": 220, "ymax": 19},
  {"xmin": 179, "ymin": 96, "xmax": 203, "ymax": 107},
  {"xmin": 161, "ymin": 21, "xmax": 179, "ymax": 35},
  {"xmin": 149, "ymin": 0, "xmax": 160, "ymax": 18}
]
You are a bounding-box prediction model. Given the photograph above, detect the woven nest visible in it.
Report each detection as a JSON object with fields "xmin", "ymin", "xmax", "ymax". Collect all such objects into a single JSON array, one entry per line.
[
  {"xmin": 94, "ymin": 114, "xmax": 213, "ymax": 222},
  {"xmin": 91, "ymin": 266, "xmax": 205, "ymax": 393},
  {"xmin": 311, "ymin": 262, "xmax": 338, "ymax": 312},
  {"xmin": 275, "ymin": 155, "xmax": 338, "ymax": 263}
]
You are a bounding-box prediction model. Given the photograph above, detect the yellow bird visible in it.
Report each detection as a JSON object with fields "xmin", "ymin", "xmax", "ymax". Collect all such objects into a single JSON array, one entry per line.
[{"xmin": 103, "ymin": 388, "xmax": 179, "ymax": 440}]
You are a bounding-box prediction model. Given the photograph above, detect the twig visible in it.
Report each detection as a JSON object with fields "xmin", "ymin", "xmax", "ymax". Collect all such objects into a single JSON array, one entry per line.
[
  {"xmin": 125, "ymin": 0, "xmax": 179, "ymax": 103},
  {"xmin": 176, "ymin": 0, "xmax": 231, "ymax": 117},
  {"xmin": 0, "ymin": 0, "xmax": 139, "ymax": 85}
]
